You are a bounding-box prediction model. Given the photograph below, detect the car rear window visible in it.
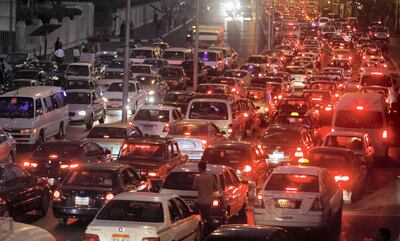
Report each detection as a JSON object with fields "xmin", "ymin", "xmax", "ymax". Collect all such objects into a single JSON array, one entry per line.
[
  {"xmin": 202, "ymin": 148, "xmax": 249, "ymax": 168},
  {"xmin": 360, "ymin": 75, "xmax": 392, "ymax": 87},
  {"xmin": 324, "ymin": 136, "xmax": 363, "ymax": 150},
  {"xmin": 87, "ymin": 127, "xmax": 127, "ymax": 139},
  {"xmin": 308, "ymin": 152, "xmax": 358, "ymax": 170},
  {"xmin": 63, "ymin": 170, "xmax": 116, "ymax": 187},
  {"xmin": 334, "ymin": 110, "xmax": 383, "ymax": 129},
  {"xmin": 162, "ymin": 172, "xmax": 200, "ymax": 190},
  {"xmin": 97, "ymin": 200, "xmax": 164, "ymax": 222},
  {"xmin": 119, "ymin": 144, "xmax": 164, "ymax": 159},
  {"xmin": 199, "ymin": 52, "xmax": 217, "ymax": 61},
  {"xmin": 265, "ymin": 174, "xmax": 319, "ymax": 192},
  {"xmin": 262, "ymin": 131, "xmax": 301, "ymax": 145},
  {"xmin": 169, "ymin": 123, "xmax": 208, "ymax": 136},
  {"xmin": 188, "ymin": 102, "xmax": 229, "ymax": 120},
  {"xmin": 134, "ymin": 109, "xmax": 169, "ymax": 122},
  {"xmin": 33, "ymin": 143, "xmax": 81, "ymax": 157}
]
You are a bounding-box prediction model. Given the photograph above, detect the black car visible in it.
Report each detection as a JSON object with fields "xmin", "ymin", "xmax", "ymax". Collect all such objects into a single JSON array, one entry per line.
[
  {"xmin": 159, "ymin": 65, "xmax": 189, "ymax": 90},
  {"xmin": 202, "ymin": 141, "xmax": 269, "ymax": 189},
  {"xmin": 52, "ymin": 162, "xmax": 152, "ymax": 224},
  {"xmin": 181, "ymin": 60, "xmax": 208, "ymax": 84},
  {"xmin": 0, "ymin": 163, "xmax": 50, "ymax": 218},
  {"xmin": 205, "ymin": 225, "xmax": 292, "ymax": 241},
  {"xmin": 23, "ymin": 140, "xmax": 112, "ymax": 188},
  {"xmin": 28, "ymin": 61, "xmax": 58, "ymax": 75},
  {"xmin": 161, "ymin": 91, "xmax": 195, "ymax": 114},
  {"xmin": 116, "ymin": 137, "xmax": 188, "ymax": 189},
  {"xmin": 11, "ymin": 69, "xmax": 51, "ymax": 85}
]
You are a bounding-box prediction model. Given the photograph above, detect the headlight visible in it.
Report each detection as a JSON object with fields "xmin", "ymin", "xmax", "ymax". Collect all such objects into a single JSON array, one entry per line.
[
  {"xmin": 127, "ymin": 98, "xmax": 131, "ymax": 103},
  {"xmin": 20, "ymin": 128, "xmax": 37, "ymax": 134},
  {"xmin": 102, "ymin": 97, "xmax": 108, "ymax": 102},
  {"xmin": 148, "ymin": 96, "xmax": 155, "ymax": 103},
  {"xmin": 148, "ymin": 90, "xmax": 155, "ymax": 95},
  {"xmin": 78, "ymin": 110, "xmax": 87, "ymax": 116}
]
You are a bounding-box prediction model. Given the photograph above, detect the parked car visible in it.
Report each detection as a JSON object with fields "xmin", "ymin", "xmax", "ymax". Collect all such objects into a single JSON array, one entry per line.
[
  {"xmin": 160, "ymin": 163, "xmax": 248, "ymax": 224},
  {"xmin": 0, "ymin": 163, "xmax": 50, "ymax": 218},
  {"xmin": 52, "ymin": 162, "xmax": 152, "ymax": 224},
  {"xmin": 85, "ymin": 192, "xmax": 202, "ymax": 241}
]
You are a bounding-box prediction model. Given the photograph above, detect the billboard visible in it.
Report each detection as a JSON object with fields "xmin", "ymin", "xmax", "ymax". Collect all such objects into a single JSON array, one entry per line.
[{"xmin": 0, "ymin": 0, "xmax": 16, "ymax": 32}]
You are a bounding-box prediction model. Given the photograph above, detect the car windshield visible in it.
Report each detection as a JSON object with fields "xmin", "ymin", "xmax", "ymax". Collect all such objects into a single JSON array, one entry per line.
[
  {"xmin": 335, "ymin": 110, "xmax": 383, "ymax": 129},
  {"xmin": 67, "ymin": 81, "xmax": 91, "ymax": 89},
  {"xmin": 202, "ymin": 148, "xmax": 249, "ymax": 168},
  {"xmin": 130, "ymin": 66, "xmax": 151, "ymax": 74},
  {"xmin": 108, "ymin": 60, "xmax": 124, "ymax": 68},
  {"xmin": 119, "ymin": 144, "xmax": 164, "ymax": 159},
  {"xmin": 163, "ymin": 51, "xmax": 185, "ymax": 60},
  {"xmin": 325, "ymin": 136, "xmax": 363, "ymax": 150},
  {"xmin": 188, "ymin": 102, "xmax": 229, "ymax": 120},
  {"xmin": 224, "ymin": 71, "xmax": 248, "ymax": 78},
  {"xmin": 66, "ymin": 65, "xmax": 89, "ymax": 76},
  {"xmin": 107, "ymin": 83, "xmax": 136, "ymax": 92},
  {"xmin": 162, "ymin": 172, "xmax": 202, "ymax": 190},
  {"xmin": 163, "ymin": 93, "xmax": 192, "ymax": 102},
  {"xmin": 33, "ymin": 143, "xmax": 81, "ymax": 157},
  {"xmin": 262, "ymin": 131, "xmax": 300, "ymax": 144},
  {"xmin": 96, "ymin": 200, "xmax": 164, "ymax": 222},
  {"xmin": 134, "ymin": 109, "xmax": 169, "ymax": 122},
  {"xmin": 360, "ymin": 75, "xmax": 392, "ymax": 87},
  {"xmin": 308, "ymin": 152, "xmax": 358, "ymax": 170},
  {"xmin": 199, "ymin": 52, "xmax": 217, "ymax": 61},
  {"xmin": 196, "ymin": 85, "xmax": 226, "ymax": 94},
  {"xmin": 136, "ymin": 76, "xmax": 159, "ymax": 86},
  {"xmin": 102, "ymin": 71, "xmax": 123, "ymax": 79},
  {"xmin": 265, "ymin": 174, "xmax": 319, "ymax": 192},
  {"xmin": 87, "ymin": 127, "xmax": 127, "ymax": 139},
  {"xmin": 13, "ymin": 71, "xmax": 37, "ymax": 79},
  {"xmin": 65, "ymin": 92, "xmax": 91, "ymax": 104},
  {"xmin": 160, "ymin": 68, "xmax": 181, "ymax": 77},
  {"xmin": 131, "ymin": 50, "xmax": 153, "ymax": 58},
  {"xmin": 0, "ymin": 97, "xmax": 34, "ymax": 118},
  {"xmin": 64, "ymin": 170, "xmax": 115, "ymax": 187},
  {"xmin": 169, "ymin": 123, "xmax": 208, "ymax": 136}
]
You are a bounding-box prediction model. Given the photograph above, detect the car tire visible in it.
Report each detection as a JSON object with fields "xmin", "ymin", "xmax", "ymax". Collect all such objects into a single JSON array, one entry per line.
[
  {"xmin": 86, "ymin": 115, "xmax": 94, "ymax": 130},
  {"xmin": 59, "ymin": 218, "xmax": 68, "ymax": 225},
  {"xmin": 36, "ymin": 193, "xmax": 50, "ymax": 217},
  {"xmin": 55, "ymin": 123, "xmax": 65, "ymax": 139},
  {"xmin": 99, "ymin": 111, "xmax": 106, "ymax": 124}
]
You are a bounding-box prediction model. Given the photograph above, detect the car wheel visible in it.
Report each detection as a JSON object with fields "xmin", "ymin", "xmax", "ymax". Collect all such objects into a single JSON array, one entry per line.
[
  {"xmin": 36, "ymin": 193, "xmax": 50, "ymax": 217},
  {"xmin": 55, "ymin": 123, "xmax": 65, "ymax": 139},
  {"xmin": 99, "ymin": 111, "xmax": 106, "ymax": 124},
  {"xmin": 86, "ymin": 115, "xmax": 94, "ymax": 130},
  {"xmin": 59, "ymin": 218, "xmax": 68, "ymax": 225}
]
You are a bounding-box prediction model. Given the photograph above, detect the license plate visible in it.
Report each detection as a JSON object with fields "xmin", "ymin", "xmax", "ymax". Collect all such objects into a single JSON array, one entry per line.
[
  {"xmin": 75, "ymin": 196, "xmax": 89, "ymax": 206},
  {"xmin": 279, "ymin": 215, "xmax": 294, "ymax": 220},
  {"xmin": 275, "ymin": 199, "xmax": 296, "ymax": 209},
  {"xmin": 271, "ymin": 151, "xmax": 284, "ymax": 158},
  {"xmin": 112, "ymin": 234, "xmax": 129, "ymax": 241},
  {"xmin": 143, "ymin": 125, "xmax": 153, "ymax": 130}
]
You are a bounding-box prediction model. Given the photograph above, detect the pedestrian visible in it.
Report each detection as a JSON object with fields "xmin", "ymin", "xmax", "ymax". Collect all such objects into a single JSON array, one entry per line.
[
  {"xmin": 55, "ymin": 37, "xmax": 61, "ymax": 50},
  {"xmin": 73, "ymin": 46, "xmax": 80, "ymax": 62},
  {"xmin": 153, "ymin": 12, "xmax": 158, "ymax": 24},
  {"xmin": 80, "ymin": 42, "xmax": 85, "ymax": 54},
  {"xmin": 54, "ymin": 47, "xmax": 65, "ymax": 66},
  {"xmin": 120, "ymin": 21, "xmax": 126, "ymax": 38},
  {"xmin": 0, "ymin": 58, "xmax": 5, "ymax": 84},
  {"xmin": 193, "ymin": 162, "xmax": 217, "ymax": 234},
  {"xmin": 129, "ymin": 22, "xmax": 134, "ymax": 39}
]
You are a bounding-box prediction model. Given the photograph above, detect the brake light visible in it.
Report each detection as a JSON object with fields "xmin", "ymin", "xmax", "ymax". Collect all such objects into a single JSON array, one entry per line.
[
  {"xmin": 310, "ymin": 197, "xmax": 323, "ymax": 211},
  {"xmin": 85, "ymin": 234, "xmax": 100, "ymax": 241},
  {"xmin": 60, "ymin": 163, "xmax": 79, "ymax": 169},
  {"xmin": 22, "ymin": 161, "xmax": 38, "ymax": 168},
  {"xmin": 243, "ymin": 165, "xmax": 252, "ymax": 173},
  {"xmin": 163, "ymin": 123, "xmax": 170, "ymax": 132},
  {"xmin": 105, "ymin": 192, "xmax": 114, "ymax": 202},
  {"xmin": 334, "ymin": 93, "xmax": 339, "ymax": 98},
  {"xmin": 334, "ymin": 175, "xmax": 350, "ymax": 182},
  {"xmin": 294, "ymin": 147, "xmax": 304, "ymax": 157},
  {"xmin": 285, "ymin": 187, "xmax": 298, "ymax": 193},
  {"xmin": 53, "ymin": 190, "xmax": 61, "ymax": 201},
  {"xmin": 356, "ymin": 106, "xmax": 364, "ymax": 110},
  {"xmin": 201, "ymin": 139, "xmax": 207, "ymax": 149},
  {"xmin": 298, "ymin": 158, "xmax": 309, "ymax": 164},
  {"xmin": 371, "ymin": 72, "xmax": 383, "ymax": 75},
  {"xmin": 244, "ymin": 112, "xmax": 249, "ymax": 118},
  {"xmin": 49, "ymin": 154, "xmax": 58, "ymax": 159},
  {"xmin": 255, "ymin": 192, "xmax": 265, "ymax": 208},
  {"xmin": 382, "ymin": 130, "xmax": 388, "ymax": 139},
  {"xmin": 325, "ymin": 106, "xmax": 333, "ymax": 111},
  {"xmin": 311, "ymin": 97, "xmax": 322, "ymax": 101},
  {"xmin": 278, "ymin": 94, "xmax": 283, "ymax": 100},
  {"xmin": 212, "ymin": 199, "xmax": 219, "ymax": 207},
  {"xmin": 148, "ymin": 171, "xmax": 159, "ymax": 177}
]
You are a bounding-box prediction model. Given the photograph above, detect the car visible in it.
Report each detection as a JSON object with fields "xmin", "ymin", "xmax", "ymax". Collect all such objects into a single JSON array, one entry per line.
[
  {"xmin": 277, "ymin": 95, "xmax": 312, "ymax": 116},
  {"xmin": 254, "ymin": 165, "xmax": 343, "ymax": 232},
  {"xmin": 130, "ymin": 105, "xmax": 183, "ymax": 137},
  {"xmin": 85, "ymin": 123, "xmax": 143, "ymax": 159},
  {"xmin": 11, "ymin": 69, "xmax": 51, "ymax": 85},
  {"xmin": 129, "ymin": 46, "xmax": 161, "ymax": 64},
  {"xmin": 303, "ymin": 89, "xmax": 335, "ymax": 124},
  {"xmin": 205, "ymin": 224, "xmax": 292, "ymax": 241},
  {"xmin": 242, "ymin": 86, "xmax": 276, "ymax": 121},
  {"xmin": 209, "ymin": 77, "xmax": 243, "ymax": 95},
  {"xmin": 306, "ymin": 147, "xmax": 368, "ymax": 203},
  {"xmin": 117, "ymin": 137, "xmax": 188, "ymax": 188},
  {"xmin": 261, "ymin": 124, "xmax": 314, "ymax": 167},
  {"xmin": 247, "ymin": 55, "xmax": 269, "ymax": 70},
  {"xmin": 181, "ymin": 60, "xmax": 208, "ymax": 84},
  {"xmin": 160, "ymin": 163, "xmax": 248, "ymax": 224},
  {"xmin": 102, "ymin": 81, "xmax": 146, "ymax": 114},
  {"xmin": 199, "ymin": 49, "xmax": 225, "ymax": 75},
  {"xmin": 161, "ymin": 91, "xmax": 195, "ymax": 114},
  {"xmin": 134, "ymin": 74, "xmax": 169, "ymax": 104},
  {"xmin": 240, "ymin": 63, "xmax": 266, "ymax": 77},
  {"xmin": 130, "ymin": 64, "xmax": 157, "ymax": 79},
  {"xmin": 238, "ymin": 98, "xmax": 262, "ymax": 135},
  {"xmin": 0, "ymin": 163, "xmax": 50, "ymax": 218},
  {"xmin": 159, "ymin": 65, "xmax": 189, "ymax": 90},
  {"xmin": 202, "ymin": 141, "xmax": 269, "ymax": 189},
  {"xmin": 162, "ymin": 47, "xmax": 192, "ymax": 65},
  {"xmin": 209, "ymin": 46, "xmax": 239, "ymax": 69},
  {"xmin": 0, "ymin": 128, "xmax": 16, "ymax": 163},
  {"xmin": 370, "ymin": 26, "xmax": 390, "ymax": 41},
  {"xmin": 52, "ymin": 162, "xmax": 152, "ymax": 224},
  {"xmin": 323, "ymin": 131, "xmax": 375, "ymax": 170},
  {"xmin": 65, "ymin": 79, "xmax": 102, "ymax": 96},
  {"xmin": 167, "ymin": 120, "xmax": 227, "ymax": 161},
  {"xmin": 22, "ymin": 140, "xmax": 112, "ymax": 188},
  {"xmin": 143, "ymin": 58, "xmax": 169, "ymax": 73},
  {"xmin": 195, "ymin": 83, "xmax": 232, "ymax": 96},
  {"xmin": 85, "ymin": 192, "xmax": 202, "ymax": 241},
  {"xmin": 95, "ymin": 69, "xmax": 124, "ymax": 92},
  {"xmin": 223, "ymin": 69, "xmax": 252, "ymax": 86},
  {"xmin": 65, "ymin": 89, "xmax": 106, "ymax": 130}
]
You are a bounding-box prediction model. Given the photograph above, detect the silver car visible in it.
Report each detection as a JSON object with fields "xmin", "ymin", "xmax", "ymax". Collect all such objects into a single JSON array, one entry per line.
[{"xmin": 0, "ymin": 128, "xmax": 16, "ymax": 163}]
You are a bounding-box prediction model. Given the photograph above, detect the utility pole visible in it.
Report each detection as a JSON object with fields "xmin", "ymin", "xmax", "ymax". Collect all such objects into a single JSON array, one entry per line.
[
  {"xmin": 8, "ymin": 0, "xmax": 13, "ymax": 54},
  {"xmin": 122, "ymin": 0, "xmax": 131, "ymax": 123},
  {"xmin": 193, "ymin": 0, "xmax": 200, "ymax": 90}
]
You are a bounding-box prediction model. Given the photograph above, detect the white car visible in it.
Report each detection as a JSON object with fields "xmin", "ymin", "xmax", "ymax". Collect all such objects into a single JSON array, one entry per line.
[
  {"xmin": 130, "ymin": 64, "xmax": 157, "ymax": 79},
  {"xmin": 130, "ymin": 105, "xmax": 182, "ymax": 137},
  {"xmin": 198, "ymin": 49, "xmax": 225, "ymax": 75},
  {"xmin": 95, "ymin": 69, "xmax": 124, "ymax": 92},
  {"xmin": 129, "ymin": 46, "xmax": 161, "ymax": 64},
  {"xmin": 85, "ymin": 192, "xmax": 202, "ymax": 241},
  {"xmin": 102, "ymin": 81, "xmax": 146, "ymax": 114},
  {"xmin": 254, "ymin": 166, "xmax": 343, "ymax": 230},
  {"xmin": 1, "ymin": 217, "xmax": 56, "ymax": 241}
]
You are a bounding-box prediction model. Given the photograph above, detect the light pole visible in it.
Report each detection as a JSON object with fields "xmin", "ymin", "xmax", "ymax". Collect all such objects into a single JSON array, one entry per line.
[
  {"xmin": 122, "ymin": 0, "xmax": 131, "ymax": 123},
  {"xmin": 193, "ymin": 0, "xmax": 200, "ymax": 90}
]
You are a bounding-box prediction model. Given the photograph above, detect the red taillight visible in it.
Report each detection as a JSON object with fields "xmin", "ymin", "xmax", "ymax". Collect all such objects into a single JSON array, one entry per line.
[
  {"xmin": 105, "ymin": 192, "xmax": 114, "ymax": 202},
  {"xmin": 325, "ymin": 106, "xmax": 333, "ymax": 111},
  {"xmin": 334, "ymin": 175, "xmax": 350, "ymax": 182},
  {"xmin": 334, "ymin": 93, "xmax": 339, "ymax": 98},
  {"xmin": 22, "ymin": 161, "xmax": 38, "ymax": 168},
  {"xmin": 356, "ymin": 106, "xmax": 364, "ymax": 110},
  {"xmin": 53, "ymin": 190, "xmax": 61, "ymax": 201},
  {"xmin": 60, "ymin": 163, "xmax": 79, "ymax": 169},
  {"xmin": 201, "ymin": 139, "xmax": 207, "ymax": 149},
  {"xmin": 49, "ymin": 154, "xmax": 59, "ymax": 159},
  {"xmin": 255, "ymin": 192, "xmax": 265, "ymax": 208},
  {"xmin": 148, "ymin": 171, "xmax": 159, "ymax": 177},
  {"xmin": 244, "ymin": 112, "xmax": 249, "ymax": 118},
  {"xmin": 294, "ymin": 147, "xmax": 304, "ymax": 157},
  {"xmin": 285, "ymin": 187, "xmax": 298, "ymax": 193},
  {"xmin": 163, "ymin": 123, "xmax": 170, "ymax": 132},
  {"xmin": 85, "ymin": 234, "xmax": 100, "ymax": 241},
  {"xmin": 382, "ymin": 130, "xmax": 388, "ymax": 139},
  {"xmin": 227, "ymin": 128, "xmax": 233, "ymax": 134},
  {"xmin": 278, "ymin": 95, "xmax": 283, "ymax": 100},
  {"xmin": 243, "ymin": 165, "xmax": 252, "ymax": 173},
  {"xmin": 232, "ymin": 88, "xmax": 237, "ymax": 92},
  {"xmin": 212, "ymin": 199, "xmax": 219, "ymax": 207},
  {"xmin": 310, "ymin": 196, "xmax": 323, "ymax": 211}
]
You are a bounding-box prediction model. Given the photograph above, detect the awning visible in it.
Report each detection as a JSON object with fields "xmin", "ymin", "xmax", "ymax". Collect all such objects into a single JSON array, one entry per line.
[{"xmin": 30, "ymin": 24, "xmax": 62, "ymax": 36}]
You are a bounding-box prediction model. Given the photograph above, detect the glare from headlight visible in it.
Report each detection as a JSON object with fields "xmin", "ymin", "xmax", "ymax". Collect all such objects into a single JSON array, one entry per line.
[
  {"xmin": 102, "ymin": 97, "xmax": 108, "ymax": 102},
  {"xmin": 148, "ymin": 96, "xmax": 155, "ymax": 103},
  {"xmin": 148, "ymin": 90, "xmax": 155, "ymax": 95},
  {"xmin": 78, "ymin": 110, "xmax": 87, "ymax": 116},
  {"xmin": 126, "ymin": 105, "xmax": 131, "ymax": 109}
]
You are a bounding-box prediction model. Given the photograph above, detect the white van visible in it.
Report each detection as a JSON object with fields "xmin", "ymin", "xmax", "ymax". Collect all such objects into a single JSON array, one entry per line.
[
  {"xmin": 65, "ymin": 62, "xmax": 94, "ymax": 81},
  {"xmin": 332, "ymin": 93, "xmax": 388, "ymax": 158},
  {"xmin": 162, "ymin": 47, "xmax": 192, "ymax": 65},
  {"xmin": 0, "ymin": 86, "xmax": 69, "ymax": 145},
  {"xmin": 129, "ymin": 46, "xmax": 161, "ymax": 64}
]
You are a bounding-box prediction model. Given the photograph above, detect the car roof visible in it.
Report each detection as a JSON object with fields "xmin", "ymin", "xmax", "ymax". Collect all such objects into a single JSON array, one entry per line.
[
  {"xmin": 124, "ymin": 136, "xmax": 172, "ymax": 144},
  {"xmin": 170, "ymin": 163, "xmax": 231, "ymax": 174},
  {"xmin": 91, "ymin": 122, "xmax": 133, "ymax": 129},
  {"xmin": 173, "ymin": 120, "xmax": 211, "ymax": 126},
  {"xmin": 68, "ymin": 62, "xmax": 91, "ymax": 66},
  {"xmin": 326, "ymin": 131, "xmax": 366, "ymax": 138},
  {"xmin": 77, "ymin": 162, "xmax": 129, "ymax": 171},
  {"xmin": 1, "ymin": 86, "xmax": 62, "ymax": 97},
  {"xmin": 267, "ymin": 124, "xmax": 305, "ymax": 133},
  {"xmin": 138, "ymin": 104, "xmax": 176, "ymax": 110},
  {"xmin": 273, "ymin": 165, "xmax": 322, "ymax": 176},
  {"xmin": 65, "ymin": 89, "xmax": 95, "ymax": 94},
  {"xmin": 163, "ymin": 47, "xmax": 190, "ymax": 51},
  {"xmin": 133, "ymin": 46, "xmax": 157, "ymax": 50},
  {"xmin": 114, "ymin": 192, "xmax": 176, "ymax": 202},
  {"xmin": 207, "ymin": 141, "xmax": 252, "ymax": 150},
  {"xmin": 309, "ymin": 146, "xmax": 354, "ymax": 156}
]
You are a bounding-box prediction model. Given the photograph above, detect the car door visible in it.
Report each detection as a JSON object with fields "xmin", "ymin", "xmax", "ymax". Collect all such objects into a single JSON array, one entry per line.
[
  {"xmin": 227, "ymin": 169, "xmax": 247, "ymax": 215},
  {"xmin": 0, "ymin": 129, "xmax": 11, "ymax": 162},
  {"xmin": 12, "ymin": 165, "xmax": 43, "ymax": 211},
  {"xmin": 223, "ymin": 171, "xmax": 236, "ymax": 217},
  {"xmin": 167, "ymin": 199, "xmax": 185, "ymax": 241},
  {"xmin": 172, "ymin": 197, "xmax": 199, "ymax": 241},
  {"xmin": 92, "ymin": 92, "xmax": 104, "ymax": 120}
]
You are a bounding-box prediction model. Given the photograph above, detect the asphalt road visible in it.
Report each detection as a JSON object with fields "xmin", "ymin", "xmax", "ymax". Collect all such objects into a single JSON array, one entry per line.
[{"xmin": 12, "ymin": 5, "xmax": 400, "ymax": 241}]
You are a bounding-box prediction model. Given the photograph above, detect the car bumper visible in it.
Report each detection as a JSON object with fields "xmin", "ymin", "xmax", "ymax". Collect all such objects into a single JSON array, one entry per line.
[
  {"xmin": 52, "ymin": 206, "xmax": 100, "ymax": 219},
  {"xmin": 7, "ymin": 132, "xmax": 38, "ymax": 144},
  {"xmin": 254, "ymin": 209, "xmax": 327, "ymax": 228}
]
